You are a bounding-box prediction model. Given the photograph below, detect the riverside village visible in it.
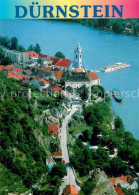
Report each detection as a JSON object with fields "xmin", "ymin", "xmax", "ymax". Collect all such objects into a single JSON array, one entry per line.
[{"xmin": 0, "ymin": 40, "xmax": 138, "ymax": 195}]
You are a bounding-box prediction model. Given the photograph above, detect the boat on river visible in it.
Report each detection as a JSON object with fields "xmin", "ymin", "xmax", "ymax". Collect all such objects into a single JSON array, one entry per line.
[
  {"xmin": 101, "ymin": 63, "xmax": 130, "ymax": 72},
  {"xmin": 112, "ymin": 88, "xmax": 123, "ymax": 102}
]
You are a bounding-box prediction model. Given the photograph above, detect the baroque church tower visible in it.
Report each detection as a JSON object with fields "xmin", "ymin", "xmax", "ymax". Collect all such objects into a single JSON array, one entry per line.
[{"xmin": 73, "ymin": 42, "xmax": 83, "ymax": 68}]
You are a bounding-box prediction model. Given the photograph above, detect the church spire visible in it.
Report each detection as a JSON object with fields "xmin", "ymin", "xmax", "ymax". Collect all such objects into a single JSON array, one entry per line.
[{"xmin": 73, "ymin": 42, "xmax": 82, "ymax": 68}]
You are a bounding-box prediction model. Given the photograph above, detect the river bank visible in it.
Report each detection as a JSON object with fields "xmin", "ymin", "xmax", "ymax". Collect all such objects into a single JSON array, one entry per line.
[{"xmin": 57, "ymin": 19, "xmax": 139, "ymax": 37}]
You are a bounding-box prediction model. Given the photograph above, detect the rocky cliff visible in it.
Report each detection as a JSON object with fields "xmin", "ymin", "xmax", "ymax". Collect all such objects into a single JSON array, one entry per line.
[{"xmin": 90, "ymin": 169, "xmax": 117, "ymax": 195}]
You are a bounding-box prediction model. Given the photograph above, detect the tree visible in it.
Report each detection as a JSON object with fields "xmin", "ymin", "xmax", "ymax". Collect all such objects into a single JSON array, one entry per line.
[
  {"xmin": 1, "ymin": 57, "xmax": 13, "ymax": 65},
  {"xmin": 50, "ymin": 162, "xmax": 67, "ymax": 178},
  {"xmin": 112, "ymin": 22, "xmax": 124, "ymax": 33},
  {"xmin": 11, "ymin": 37, "xmax": 18, "ymax": 50},
  {"xmin": 81, "ymin": 179, "xmax": 96, "ymax": 195},
  {"xmin": 28, "ymin": 45, "xmax": 34, "ymax": 51},
  {"xmin": 18, "ymin": 45, "xmax": 26, "ymax": 52},
  {"xmin": 37, "ymin": 57, "xmax": 43, "ymax": 65},
  {"xmin": 55, "ymin": 51, "xmax": 65, "ymax": 59},
  {"xmin": 79, "ymin": 84, "xmax": 89, "ymax": 101},
  {"xmin": 0, "ymin": 36, "xmax": 10, "ymax": 48},
  {"xmin": 34, "ymin": 44, "xmax": 41, "ymax": 54},
  {"xmin": 115, "ymin": 116, "xmax": 124, "ymax": 130},
  {"xmin": 109, "ymin": 157, "xmax": 128, "ymax": 177},
  {"xmin": 0, "ymin": 48, "xmax": 4, "ymax": 59}
]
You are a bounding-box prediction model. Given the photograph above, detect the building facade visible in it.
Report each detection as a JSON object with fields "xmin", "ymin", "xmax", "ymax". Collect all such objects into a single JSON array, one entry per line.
[
  {"xmin": 65, "ymin": 73, "xmax": 91, "ymax": 100},
  {"xmin": 3, "ymin": 48, "xmax": 29, "ymax": 64}
]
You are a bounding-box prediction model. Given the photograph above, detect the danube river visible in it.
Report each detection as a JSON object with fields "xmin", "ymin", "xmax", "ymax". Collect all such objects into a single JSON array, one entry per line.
[{"xmin": 0, "ymin": 20, "xmax": 139, "ymax": 138}]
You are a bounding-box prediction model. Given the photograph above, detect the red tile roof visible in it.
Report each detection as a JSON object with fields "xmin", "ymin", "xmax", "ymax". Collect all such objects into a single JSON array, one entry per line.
[
  {"xmin": 26, "ymin": 51, "xmax": 39, "ymax": 58},
  {"xmin": 52, "ymin": 57, "xmax": 60, "ymax": 65},
  {"xmin": 43, "ymin": 67, "xmax": 52, "ymax": 71},
  {"xmin": 50, "ymin": 86, "xmax": 63, "ymax": 94},
  {"xmin": 7, "ymin": 71, "xmax": 28, "ymax": 80},
  {"xmin": 52, "ymin": 58, "xmax": 71, "ymax": 68},
  {"xmin": 53, "ymin": 71, "xmax": 64, "ymax": 79},
  {"xmin": 63, "ymin": 185, "xmax": 78, "ymax": 195},
  {"xmin": 0, "ymin": 65, "xmax": 13, "ymax": 71},
  {"xmin": 48, "ymin": 125, "xmax": 58, "ymax": 135},
  {"xmin": 76, "ymin": 68, "xmax": 84, "ymax": 73},
  {"xmin": 114, "ymin": 187, "xmax": 124, "ymax": 195},
  {"xmin": 4, "ymin": 65, "xmax": 14, "ymax": 69},
  {"xmin": 55, "ymin": 59, "xmax": 71, "ymax": 68},
  {"xmin": 53, "ymin": 152, "xmax": 62, "ymax": 157},
  {"xmin": 0, "ymin": 65, "xmax": 5, "ymax": 71},
  {"xmin": 87, "ymin": 72, "xmax": 99, "ymax": 80},
  {"xmin": 109, "ymin": 175, "xmax": 133, "ymax": 186},
  {"xmin": 33, "ymin": 77, "xmax": 49, "ymax": 85},
  {"xmin": 39, "ymin": 54, "xmax": 52, "ymax": 61},
  {"xmin": 12, "ymin": 67, "xmax": 23, "ymax": 73},
  {"xmin": 26, "ymin": 70, "xmax": 32, "ymax": 73}
]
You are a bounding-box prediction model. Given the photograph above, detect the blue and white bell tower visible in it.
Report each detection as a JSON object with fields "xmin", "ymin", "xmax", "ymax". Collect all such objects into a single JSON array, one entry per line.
[{"xmin": 73, "ymin": 42, "xmax": 83, "ymax": 68}]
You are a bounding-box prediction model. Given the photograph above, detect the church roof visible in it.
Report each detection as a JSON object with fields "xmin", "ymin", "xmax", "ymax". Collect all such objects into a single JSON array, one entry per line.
[
  {"xmin": 87, "ymin": 72, "xmax": 99, "ymax": 80},
  {"xmin": 66, "ymin": 73, "xmax": 89, "ymax": 82}
]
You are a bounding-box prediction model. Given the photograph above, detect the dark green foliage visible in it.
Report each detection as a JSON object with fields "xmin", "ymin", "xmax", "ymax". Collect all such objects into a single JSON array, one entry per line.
[
  {"xmin": 50, "ymin": 162, "xmax": 67, "ymax": 178},
  {"xmin": 70, "ymin": 140, "xmax": 96, "ymax": 176},
  {"xmin": 109, "ymin": 157, "xmax": 128, "ymax": 177},
  {"xmin": 78, "ymin": 84, "xmax": 89, "ymax": 101},
  {"xmin": 70, "ymin": 95, "xmax": 139, "ymax": 178},
  {"xmin": 64, "ymin": 19, "xmax": 139, "ymax": 36},
  {"xmin": 11, "ymin": 37, "xmax": 18, "ymax": 50},
  {"xmin": 1, "ymin": 56, "xmax": 13, "ymax": 65},
  {"xmin": 38, "ymin": 57, "xmax": 44, "ymax": 65},
  {"xmin": 28, "ymin": 44, "xmax": 34, "ymax": 51},
  {"xmin": 0, "ymin": 47, "xmax": 4, "ymax": 59},
  {"xmin": 28, "ymin": 44, "xmax": 41, "ymax": 54},
  {"xmin": 0, "ymin": 36, "xmax": 11, "ymax": 48},
  {"xmin": 91, "ymin": 85, "xmax": 105, "ymax": 100},
  {"xmin": 0, "ymin": 73, "xmax": 49, "ymax": 189},
  {"xmin": 81, "ymin": 178, "xmax": 96, "ymax": 195},
  {"xmin": 18, "ymin": 45, "xmax": 26, "ymax": 52},
  {"xmin": 115, "ymin": 116, "xmax": 124, "ymax": 130},
  {"xmin": 34, "ymin": 44, "xmax": 41, "ymax": 54},
  {"xmin": 54, "ymin": 51, "xmax": 65, "ymax": 58},
  {"xmin": 83, "ymin": 101, "xmax": 111, "ymax": 126}
]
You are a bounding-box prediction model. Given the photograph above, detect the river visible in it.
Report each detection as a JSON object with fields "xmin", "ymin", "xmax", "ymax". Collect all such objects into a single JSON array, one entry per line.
[{"xmin": 0, "ymin": 19, "xmax": 139, "ymax": 139}]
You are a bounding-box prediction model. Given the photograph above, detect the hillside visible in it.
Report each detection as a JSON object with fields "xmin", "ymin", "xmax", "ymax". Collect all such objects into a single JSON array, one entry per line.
[{"xmin": 0, "ymin": 73, "xmax": 66, "ymax": 194}]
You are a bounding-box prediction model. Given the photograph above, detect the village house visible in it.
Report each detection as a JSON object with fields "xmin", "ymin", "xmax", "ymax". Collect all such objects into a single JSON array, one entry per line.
[
  {"xmin": 36, "ymin": 67, "xmax": 53, "ymax": 79},
  {"xmin": 0, "ymin": 65, "xmax": 14, "ymax": 72},
  {"xmin": 30, "ymin": 77, "xmax": 50, "ymax": 92},
  {"xmin": 0, "ymin": 65, "xmax": 29, "ymax": 80},
  {"xmin": 109, "ymin": 175, "xmax": 138, "ymax": 191},
  {"xmin": 50, "ymin": 71, "xmax": 64, "ymax": 82},
  {"xmin": 52, "ymin": 57, "xmax": 71, "ymax": 71},
  {"xmin": 53, "ymin": 152, "xmax": 63, "ymax": 162},
  {"xmin": 62, "ymin": 185, "xmax": 78, "ymax": 195},
  {"xmin": 25, "ymin": 51, "xmax": 39, "ymax": 61},
  {"xmin": 39, "ymin": 54, "xmax": 52, "ymax": 65},
  {"xmin": 47, "ymin": 84, "xmax": 63, "ymax": 98},
  {"xmin": 46, "ymin": 157, "xmax": 56, "ymax": 173},
  {"xmin": 48, "ymin": 125, "xmax": 59, "ymax": 138},
  {"xmin": 87, "ymin": 71, "xmax": 100, "ymax": 85}
]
